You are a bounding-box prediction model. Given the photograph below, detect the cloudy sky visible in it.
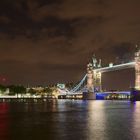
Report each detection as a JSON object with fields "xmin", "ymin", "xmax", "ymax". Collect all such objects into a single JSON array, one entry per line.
[{"xmin": 0, "ymin": 0, "xmax": 139, "ymax": 85}]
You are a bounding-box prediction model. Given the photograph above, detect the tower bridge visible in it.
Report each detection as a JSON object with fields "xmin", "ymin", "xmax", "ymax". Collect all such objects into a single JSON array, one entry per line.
[{"xmin": 58, "ymin": 48, "xmax": 140, "ymax": 100}]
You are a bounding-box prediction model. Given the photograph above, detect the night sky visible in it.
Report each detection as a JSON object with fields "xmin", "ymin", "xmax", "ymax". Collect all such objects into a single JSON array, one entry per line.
[{"xmin": 0, "ymin": 0, "xmax": 140, "ymax": 86}]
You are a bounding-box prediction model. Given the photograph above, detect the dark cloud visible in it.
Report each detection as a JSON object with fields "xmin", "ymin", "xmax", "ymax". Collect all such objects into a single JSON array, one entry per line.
[{"xmin": 0, "ymin": 0, "xmax": 140, "ymax": 85}]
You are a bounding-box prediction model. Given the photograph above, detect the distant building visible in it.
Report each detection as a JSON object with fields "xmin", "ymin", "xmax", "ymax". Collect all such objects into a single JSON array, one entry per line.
[{"xmin": 57, "ymin": 83, "xmax": 65, "ymax": 89}]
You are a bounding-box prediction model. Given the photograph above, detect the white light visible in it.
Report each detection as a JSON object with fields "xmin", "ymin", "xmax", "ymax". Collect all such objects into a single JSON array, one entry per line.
[
  {"xmin": 95, "ymin": 61, "xmax": 135, "ymax": 73},
  {"xmin": 109, "ymin": 63, "xmax": 113, "ymax": 67}
]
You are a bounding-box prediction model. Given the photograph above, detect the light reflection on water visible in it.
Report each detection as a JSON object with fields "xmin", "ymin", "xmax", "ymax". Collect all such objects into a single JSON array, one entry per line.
[
  {"xmin": 0, "ymin": 103, "xmax": 9, "ymax": 140},
  {"xmin": 0, "ymin": 100, "xmax": 140, "ymax": 140},
  {"xmin": 87, "ymin": 101, "xmax": 106, "ymax": 140},
  {"xmin": 132, "ymin": 102, "xmax": 140, "ymax": 139}
]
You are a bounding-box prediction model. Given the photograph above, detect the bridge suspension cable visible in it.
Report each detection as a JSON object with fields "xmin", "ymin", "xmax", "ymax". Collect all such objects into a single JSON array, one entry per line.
[{"xmin": 70, "ymin": 74, "xmax": 87, "ymax": 93}]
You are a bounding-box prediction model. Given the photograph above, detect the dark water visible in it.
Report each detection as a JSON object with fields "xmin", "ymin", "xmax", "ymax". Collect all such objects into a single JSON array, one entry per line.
[{"xmin": 0, "ymin": 100, "xmax": 140, "ymax": 140}]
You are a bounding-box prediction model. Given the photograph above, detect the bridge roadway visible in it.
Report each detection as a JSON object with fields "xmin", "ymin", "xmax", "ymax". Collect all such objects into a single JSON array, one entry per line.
[
  {"xmin": 63, "ymin": 91, "xmax": 131, "ymax": 95},
  {"xmin": 58, "ymin": 91, "xmax": 131, "ymax": 100}
]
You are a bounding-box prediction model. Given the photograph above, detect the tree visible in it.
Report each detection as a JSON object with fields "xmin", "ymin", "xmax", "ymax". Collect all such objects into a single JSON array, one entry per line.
[
  {"xmin": 65, "ymin": 82, "xmax": 75, "ymax": 89},
  {"xmin": 0, "ymin": 85, "xmax": 6, "ymax": 94},
  {"xmin": 28, "ymin": 88, "xmax": 36, "ymax": 96},
  {"xmin": 43, "ymin": 87, "xmax": 53, "ymax": 98},
  {"xmin": 8, "ymin": 85, "xmax": 26, "ymax": 98}
]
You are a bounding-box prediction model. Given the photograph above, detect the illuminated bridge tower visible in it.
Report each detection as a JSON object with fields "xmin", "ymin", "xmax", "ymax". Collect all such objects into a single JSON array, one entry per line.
[
  {"xmin": 84, "ymin": 63, "xmax": 96, "ymax": 99},
  {"xmin": 92, "ymin": 56, "xmax": 102, "ymax": 92},
  {"xmin": 94, "ymin": 70, "xmax": 102, "ymax": 92},
  {"xmin": 135, "ymin": 49, "xmax": 140, "ymax": 90},
  {"xmin": 87, "ymin": 63, "xmax": 94, "ymax": 92}
]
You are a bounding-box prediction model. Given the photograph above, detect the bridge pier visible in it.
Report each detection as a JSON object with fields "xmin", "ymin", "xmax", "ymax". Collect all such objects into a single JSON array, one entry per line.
[
  {"xmin": 83, "ymin": 92, "xmax": 96, "ymax": 100},
  {"xmin": 130, "ymin": 89, "xmax": 140, "ymax": 101}
]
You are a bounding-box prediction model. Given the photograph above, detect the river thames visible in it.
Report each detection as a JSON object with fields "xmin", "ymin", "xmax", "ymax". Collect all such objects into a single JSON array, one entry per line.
[{"xmin": 0, "ymin": 100, "xmax": 140, "ymax": 140}]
